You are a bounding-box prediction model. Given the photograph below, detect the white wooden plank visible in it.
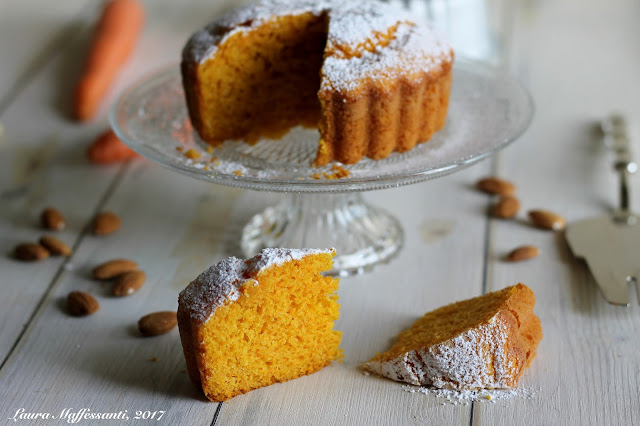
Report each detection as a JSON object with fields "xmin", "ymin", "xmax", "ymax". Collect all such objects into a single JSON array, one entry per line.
[
  {"xmin": 476, "ymin": 0, "xmax": 640, "ymax": 425},
  {"xmin": 0, "ymin": 39, "xmax": 121, "ymax": 364}
]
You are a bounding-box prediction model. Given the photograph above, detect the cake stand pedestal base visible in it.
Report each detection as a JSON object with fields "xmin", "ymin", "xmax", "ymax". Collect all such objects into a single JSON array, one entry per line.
[{"xmin": 240, "ymin": 193, "xmax": 404, "ymax": 276}]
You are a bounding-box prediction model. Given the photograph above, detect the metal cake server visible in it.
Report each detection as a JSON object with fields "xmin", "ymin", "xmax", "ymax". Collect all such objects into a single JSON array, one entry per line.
[{"xmin": 565, "ymin": 114, "xmax": 640, "ymax": 306}]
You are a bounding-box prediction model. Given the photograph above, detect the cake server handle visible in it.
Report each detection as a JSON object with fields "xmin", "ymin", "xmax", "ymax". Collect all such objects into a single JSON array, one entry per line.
[{"xmin": 601, "ymin": 113, "xmax": 637, "ymax": 224}]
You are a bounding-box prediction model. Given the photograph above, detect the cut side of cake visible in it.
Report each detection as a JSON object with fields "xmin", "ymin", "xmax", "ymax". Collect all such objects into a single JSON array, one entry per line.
[
  {"xmin": 177, "ymin": 248, "xmax": 341, "ymax": 402},
  {"xmin": 364, "ymin": 284, "xmax": 542, "ymax": 390},
  {"xmin": 181, "ymin": 0, "xmax": 453, "ymax": 166}
]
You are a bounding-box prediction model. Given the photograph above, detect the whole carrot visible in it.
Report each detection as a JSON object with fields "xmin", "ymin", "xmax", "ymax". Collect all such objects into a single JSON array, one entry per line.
[
  {"xmin": 87, "ymin": 129, "xmax": 139, "ymax": 164},
  {"xmin": 74, "ymin": 0, "xmax": 144, "ymax": 121}
]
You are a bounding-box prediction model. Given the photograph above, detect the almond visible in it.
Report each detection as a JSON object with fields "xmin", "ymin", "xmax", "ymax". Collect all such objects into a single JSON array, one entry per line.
[
  {"xmin": 41, "ymin": 207, "xmax": 66, "ymax": 231},
  {"xmin": 138, "ymin": 311, "xmax": 177, "ymax": 337},
  {"xmin": 528, "ymin": 209, "xmax": 566, "ymax": 230},
  {"xmin": 14, "ymin": 243, "xmax": 49, "ymax": 261},
  {"xmin": 93, "ymin": 259, "xmax": 138, "ymax": 280},
  {"xmin": 507, "ymin": 245, "xmax": 540, "ymax": 261},
  {"xmin": 67, "ymin": 291, "xmax": 99, "ymax": 316},
  {"xmin": 39, "ymin": 235, "xmax": 72, "ymax": 256},
  {"xmin": 92, "ymin": 211, "xmax": 121, "ymax": 236},
  {"xmin": 113, "ymin": 270, "xmax": 146, "ymax": 297},
  {"xmin": 476, "ymin": 177, "xmax": 516, "ymax": 196},
  {"xmin": 491, "ymin": 196, "xmax": 520, "ymax": 219}
]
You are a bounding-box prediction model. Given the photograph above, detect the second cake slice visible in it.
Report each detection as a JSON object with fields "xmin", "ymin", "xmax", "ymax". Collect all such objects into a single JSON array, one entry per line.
[{"xmin": 364, "ymin": 283, "xmax": 542, "ymax": 390}]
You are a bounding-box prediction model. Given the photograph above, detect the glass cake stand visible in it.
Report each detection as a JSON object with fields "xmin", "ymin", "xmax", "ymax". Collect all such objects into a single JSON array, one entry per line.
[{"xmin": 110, "ymin": 57, "xmax": 534, "ymax": 276}]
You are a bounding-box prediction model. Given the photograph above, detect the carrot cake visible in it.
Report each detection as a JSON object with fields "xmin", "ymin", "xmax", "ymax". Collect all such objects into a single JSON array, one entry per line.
[
  {"xmin": 177, "ymin": 248, "xmax": 341, "ymax": 402},
  {"xmin": 181, "ymin": 0, "xmax": 453, "ymax": 166},
  {"xmin": 364, "ymin": 284, "xmax": 542, "ymax": 389}
]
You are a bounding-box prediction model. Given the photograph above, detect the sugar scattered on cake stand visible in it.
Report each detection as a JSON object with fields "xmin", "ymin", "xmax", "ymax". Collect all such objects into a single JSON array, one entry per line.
[{"xmin": 401, "ymin": 384, "xmax": 539, "ymax": 406}]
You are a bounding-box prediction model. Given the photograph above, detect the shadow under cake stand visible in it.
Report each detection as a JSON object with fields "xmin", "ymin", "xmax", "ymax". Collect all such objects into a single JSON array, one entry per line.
[{"xmin": 110, "ymin": 58, "xmax": 534, "ymax": 276}]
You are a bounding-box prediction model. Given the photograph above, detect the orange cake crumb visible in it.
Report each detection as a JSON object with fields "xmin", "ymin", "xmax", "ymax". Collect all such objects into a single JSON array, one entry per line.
[
  {"xmin": 184, "ymin": 148, "xmax": 201, "ymax": 159},
  {"xmin": 312, "ymin": 164, "xmax": 350, "ymax": 180},
  {"xmin": 177, "ymin": 248, "xmax": 341, "ymax": 402}
]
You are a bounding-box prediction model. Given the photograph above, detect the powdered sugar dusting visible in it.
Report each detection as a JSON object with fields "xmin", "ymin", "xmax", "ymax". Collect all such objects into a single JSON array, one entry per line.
[
  {"xmin": 364, "ymin": 314, "xmax": 519, "ymax": 390},
  {"xmin": 321, "ymin": 21, "xmax": 452, "ymax": 92},
  {"xmin": 183, "ymin": 0, "xmax": 453, "ymax": 91},
  {"xmin": 402, "ymin": 384, "xmax": 538, "ymax": 405},
  {"xmin": 178, "ymin": 248, "xmax": 333, "ymax": 323}
]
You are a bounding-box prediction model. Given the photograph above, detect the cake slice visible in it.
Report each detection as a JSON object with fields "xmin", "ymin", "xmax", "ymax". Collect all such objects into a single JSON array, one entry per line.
[
  {"xmin": 177, "ymin": 248, "xmax": 341, "ymax": 402},
  {"xmin": 364, "ymin": 283, "xmax": 542, "ymax": 390}
]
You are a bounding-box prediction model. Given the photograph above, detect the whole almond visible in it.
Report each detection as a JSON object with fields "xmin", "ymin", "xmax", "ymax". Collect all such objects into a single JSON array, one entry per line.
[
  {"xmin": 491, "ymin": 196, "xmax": 520, "ymax": 219},
  {"xmin": 39, "ymin": 235, "xmax": 72, "ymax": 256},
  {"xmin": 67, "ymin": 291, "xmax": 99, "ymax": 316},
  {"xmin": 507, "ymin": 245, "xmax": 540, "ymax": 262},
  {"xmin": 93, "ymin": 259, "xmax": 138, "ymax": 280},
  {"xmin": 138, "ymin": 311, "xmax": 177, "ymax": 337},
  {"xmin": 14, "ymin": 243, "xmax": 49, "ymax": 261},
  {"xmin": 528, "ymin": 209, "xmax": 566, "ymax": 230},
  {"xmin": 476, "ymin": 177, "xmax": 516, "ymax": 196},
  {"xmin": 41, "ymin": 207, "xmax": 66, "ymax": 231},
  {"xmin": 113, "ymin": 270, "xmax": 146, "ymax": 296},
  {"xmin": 92, "ymin": 211, "xmax": 121, "ymax": 236}
]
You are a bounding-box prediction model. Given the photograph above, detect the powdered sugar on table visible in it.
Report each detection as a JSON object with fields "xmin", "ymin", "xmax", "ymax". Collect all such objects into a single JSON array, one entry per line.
[{"xmin": 403, "ymin": 384, "xmax": 539, "ymax": 406}]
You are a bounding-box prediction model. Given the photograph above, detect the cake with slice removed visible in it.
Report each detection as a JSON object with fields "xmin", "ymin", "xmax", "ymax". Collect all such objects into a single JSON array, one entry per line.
[{"xmin": 181, "ymin": 0, "xmax": 453, "ymax": 166}]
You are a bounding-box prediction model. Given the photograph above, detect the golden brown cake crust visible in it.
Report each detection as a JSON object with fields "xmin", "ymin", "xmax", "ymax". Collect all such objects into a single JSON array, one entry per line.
[
  {"xmin": 176, "ymin": 304, "xmax": 201, "ymax": 387},
  {"xmin": 315, "ymin": 66, "xmax": 452, "ymax": 165},
  {"xmin": 181, "ymin": 0, "xmax": 453, "ymax": 166},
  {"xmin": 180, "ymin": 60, "xmax": 204, "ymax": 149}
]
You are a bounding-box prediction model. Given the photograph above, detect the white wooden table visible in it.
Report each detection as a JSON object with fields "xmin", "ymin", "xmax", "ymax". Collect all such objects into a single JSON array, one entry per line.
[{"xmin": 1, "ymin": 0, "xmax": 639, "ymax": 425}]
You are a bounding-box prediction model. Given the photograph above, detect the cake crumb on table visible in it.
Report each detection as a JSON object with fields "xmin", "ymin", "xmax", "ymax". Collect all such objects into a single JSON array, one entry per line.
[
  {"xmin": 312, "ymin": 164, "xmax": 351, "ymax": 180},
  {"xmin": 184, "ymin": 148, "xmax": 201, "ymax": 159}
]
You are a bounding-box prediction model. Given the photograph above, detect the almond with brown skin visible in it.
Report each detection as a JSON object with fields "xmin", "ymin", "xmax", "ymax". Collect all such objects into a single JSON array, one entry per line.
[
  {"xmin": 476, "ymin": 177, "xmax": 516, "ymax": 196},
  {"xmin": 67, "ymin": 291, "xmax": 99, "ymax": 316},
  {"xmin": 491, "ymin": 196, "xmax": 520, "ymax": 219},
  {"xmin": 41, "ymin": 207, "xmax": 66, "ymax": 231},
  {"xmin": 113, "ymin": 270, "xmax": 146, "ymax": 296},
  {"xmin": 528, "ymin": 209, "xmax": 566, "ymax": 230},
  {"xmin": 14, "ymin": 243, "xmax": 49, "ymax": 261},
  {"xmin": 138, "ymin": 311, "xmax": 177, "ymax": 337},
  {"xmin": 92, "ymin": 211, "xmax": 121, "ymax": 236},
  {"xmin": 39, "ymin": 235, "xmax": 72, "ymax": 256},
  {"xmin": 93, "ymin": 259, "xmax": 138, "ymax": 280},
  {"xmin": 507, "ymin": 245, "xmax": 540, "ymax": 261}
]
